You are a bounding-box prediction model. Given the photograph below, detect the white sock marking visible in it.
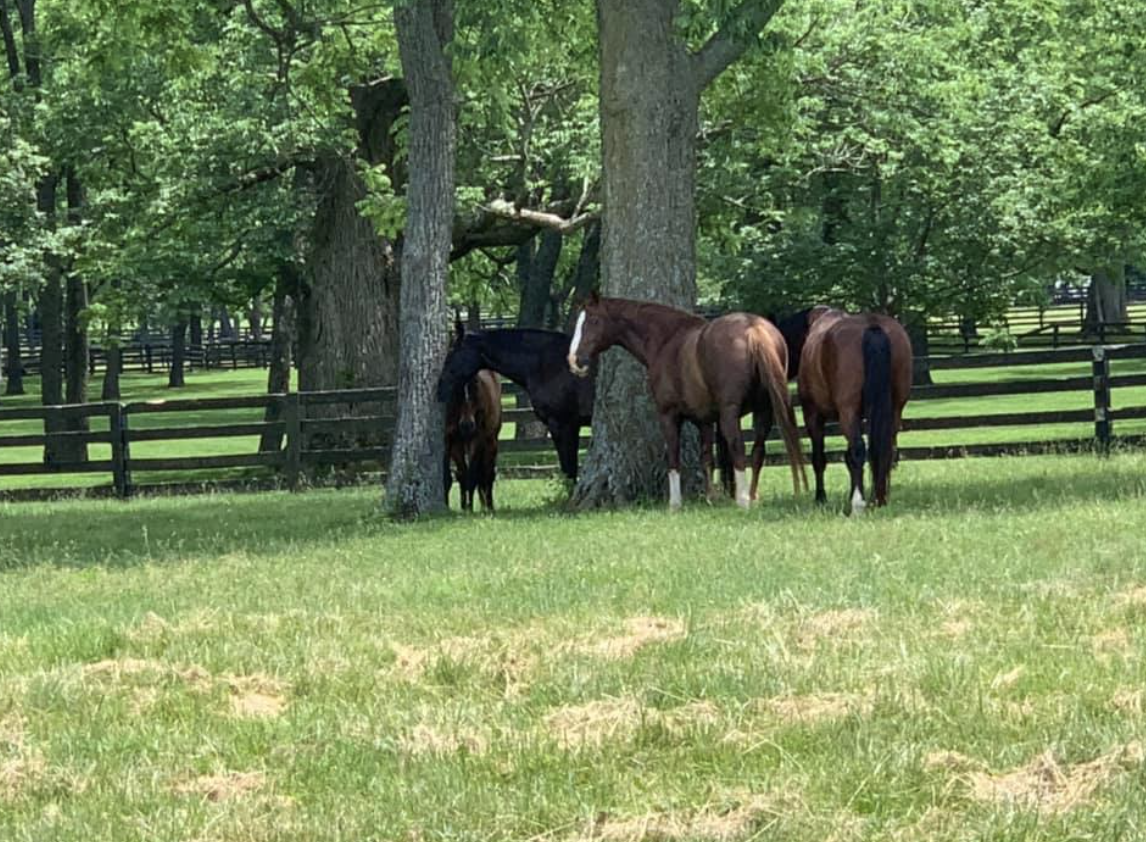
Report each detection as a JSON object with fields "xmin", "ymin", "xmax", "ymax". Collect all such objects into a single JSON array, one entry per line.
[
  {"xmin": 735, "ymin": 468, "xmax": 750, "ymax": 509},
  {"xmin": 668, "ymin": 469, "xmax": 682, "ymax": 510},
  {"xmin": 567, "ymin": 310, "xmax": 587, "ymax": 374},
  {"xmin": 851, "ymin": 487, "xmax": 866, "ymax": 516}
]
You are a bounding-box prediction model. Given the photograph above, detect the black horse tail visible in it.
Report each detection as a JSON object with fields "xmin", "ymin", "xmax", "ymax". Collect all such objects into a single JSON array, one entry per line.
[{"xmin": 862, "ymin": 325, "xmax": 894, "ymax": 503}]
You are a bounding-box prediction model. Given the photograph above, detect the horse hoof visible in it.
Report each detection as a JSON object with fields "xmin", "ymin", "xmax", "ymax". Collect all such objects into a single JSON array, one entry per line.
[{"xmin": 736, "ymin": 497, "xmax": 751, "ymax": 511}]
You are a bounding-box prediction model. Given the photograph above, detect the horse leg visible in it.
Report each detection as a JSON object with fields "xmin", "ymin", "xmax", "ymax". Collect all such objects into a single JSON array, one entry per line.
[
  {"xmin": 700, "ymin": 423, "xmax": 718, "ymax": 504},
  {"xmin": 483, "ymin": 440, "xmax": 498, "ymax": 511},
  {"xmin": 804, "ymin": 405, "xmax": 828, "ymax": 505},
  {"xmin": 719, "ymin": 406, "xmax": 750, "ymax": 509},
  {"xmin": 443, "ymin": 448, "xmax": 453, "ymax": 506},
  {"xmin": 840, "ymin": 410, "xmax": 866, "ymax": 516},
  {"xmin": 550, "ymin": 422, "xmax": 577, "ymax": 482},
  {"xmin": 658, "ymin": 413, "xmax": 684, "ymax": 511},
  {"xmin": 749, "ymin": 407, "xmax": 771, "ymax": 502}
]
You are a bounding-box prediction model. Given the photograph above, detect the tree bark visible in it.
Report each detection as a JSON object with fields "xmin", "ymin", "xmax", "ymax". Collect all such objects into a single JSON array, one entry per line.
[
  {"xmin": 3, "ymin": 290, "xmax": 24, "ymax": 395},
  {"xmin": 386, "ymin": 0, "xmax": 455, "ymax": 517},
  {"xmin": 101, "ymin": 344, "xmax": 121, "ymax": 400},
  {"xmin": 189, "ymin": 307, "xmax": 203, "ymax": 367},
  {"xmin": 556, "ymin": 221, "xmax": 601, "ymax": 330},
  {"xmin": 518, "ymin": 230, "xmax": 563, "ymax": 329},
  {"xmin": 168, "ymin": 319, "xmax": 187, "ymax": 388},
  {"xmin": 571, "ymin": 0, "xmax": 703, "ymax": 507},
  {"xmin": 1085, "ymin": 265, "xmax": 1128, "ymax": 332},
  {"xmin": 59, "ymin": 168, "xmax": 89, "ymax": 462},
  {"xmin": 572, "ymin": 0, "xmax": 784, "ymax": 508},
  {"xmin": 248, "ymin": 298, "xmax": 263, "ymax": 339},
  {"xmin": 261, "ymin": 266, "xmax": 297, "ymax": 453}
]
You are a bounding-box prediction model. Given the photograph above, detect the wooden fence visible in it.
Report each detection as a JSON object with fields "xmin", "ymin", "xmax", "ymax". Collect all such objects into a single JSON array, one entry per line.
[{"xmin": 3, "ymin": 343, "xmax": 1146, "ymax": 499}]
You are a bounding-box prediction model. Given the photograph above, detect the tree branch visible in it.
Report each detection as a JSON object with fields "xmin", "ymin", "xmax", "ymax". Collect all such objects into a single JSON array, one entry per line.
[
  {"xmin": 1049, "ymin": 88, "xmax": 1121, "ymax": 138},
  {"xmin": 692, "ymin": 0, "xmax": 785, "ymax": 90},
  {"xmin": 480, "ymin": 198, "xmax": 599, "ymax": 235}
]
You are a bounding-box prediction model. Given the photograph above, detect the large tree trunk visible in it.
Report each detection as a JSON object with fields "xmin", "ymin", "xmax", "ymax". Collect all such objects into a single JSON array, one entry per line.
[
  {"xmin": 571, "ymin": 0, "xmax": 704, "ymax": 507},
  {"xmin": 1085, "ymin": 265, "xmax": 1128, "ymax": 335},
  {"xmin": 3, "ymin": 290, "xmax": 24, "ymax": 395},
  {"xmin": 168, "ymin": 319, "xmax": 187, "ymax": 388},
  {"xmin": 572, "ymin": 0, "xmax": 784, "ymax": 508},
  {"xmin": 386, "ymin": 0, "xmax": 454, "ymax": 517},
  {"xmin": 261, "ymin": 266, "xmax": 297, "ymax": 453},
  {"xmin": 298, "ymin": 153, "xmax": 400, "ymax": 394}
]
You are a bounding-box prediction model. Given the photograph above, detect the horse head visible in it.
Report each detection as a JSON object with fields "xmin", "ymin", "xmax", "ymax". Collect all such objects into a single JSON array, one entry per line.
[
  {"xmin": 437, "ymin": 332, "xmax": 484, "ymax": 402},
  {"xmin": 567, "ymin": 290, "xmax": 611, "ymax": 377}
]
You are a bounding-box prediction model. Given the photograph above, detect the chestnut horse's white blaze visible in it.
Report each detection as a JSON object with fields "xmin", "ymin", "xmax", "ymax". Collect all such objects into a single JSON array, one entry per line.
[
  {"xmin": 567, "ymin": 311, "xmax": 587, "ymax": 375},
  {"xmin": 668, "ymin": 469, "xmax": 682, "ymax": 510},
  {"xmin": 734, "ymin": 468, "xmax": 750, "ymax": 509}
]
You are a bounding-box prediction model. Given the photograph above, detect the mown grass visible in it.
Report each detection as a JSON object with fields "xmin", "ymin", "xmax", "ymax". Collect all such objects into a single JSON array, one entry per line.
[{"xmin": 3, "ymin": 456, "xmax": 1146, "ymax": 841}]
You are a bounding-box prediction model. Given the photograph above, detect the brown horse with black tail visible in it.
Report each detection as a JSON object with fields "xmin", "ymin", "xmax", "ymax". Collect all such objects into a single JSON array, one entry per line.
[
  {"xmin": 568, "ymin": 293, "xmax": 806, "ymax": 510},
  {"xmin": 442, "ymin": 322, "xmax": 503, "ymax": 511},
  {"xmin": 775, "ymin": 306, "xmax": 913, "ymax": 514}
]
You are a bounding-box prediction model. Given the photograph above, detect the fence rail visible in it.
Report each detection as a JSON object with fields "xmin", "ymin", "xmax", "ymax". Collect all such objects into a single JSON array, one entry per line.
[{"xmin": 3, "ymin": 342, "xmax": 1146, "ymax": 499}]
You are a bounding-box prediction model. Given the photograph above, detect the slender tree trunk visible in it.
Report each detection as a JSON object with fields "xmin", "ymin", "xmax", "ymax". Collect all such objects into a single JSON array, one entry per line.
[
  {"xmin": 217, "ymin": 307, "xmax": 235, "ymax": 339},
  {"xmin": 261, "ymin": 267, "xmax": 297, "ymax": 453},
  {"xmin": 516, "ymin": 230, "xmax": 563, "ymax": 440},
  {"xmin": 101, "ymin": 344, "xmax": 121, "ymax": 400},
  {"xmin": 518, "ymin": 230, "xmax": 562, "ymax": 328},
  {"xmin": 36, "ymin": 174, "xmax": 69, "ymax": 463},
  {"xmin": 189, "ymin": 307, "xmax": 203, "ymax": 369},
  {"xmin": 249, "ymin": 298, "xmax": 263, "ymax": 339},
  {"xmin": 386, "ymin": 0, "xmax": 455, "ymax": 517},
  {"xmin": 168, "ymin": 319, "xmax": 187, "ymax": 388},
  {"xmin": 3, "ymin": 290, "xmax": 24, "ymax": 395},
  {"xmin": 1085, "ymin": 265, "xmax": 1128, "ymax": 333},
  {"xmin": 557, "ymin": 221, "xmax": 601, "ymax": 330},
  {"xmin": 59, "ymin": 169, "xmax": 90, "ymax": 462}
]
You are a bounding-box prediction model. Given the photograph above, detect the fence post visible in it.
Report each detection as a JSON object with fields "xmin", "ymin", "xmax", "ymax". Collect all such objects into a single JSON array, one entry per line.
[
  {"xmin": 1092, "ymin": 345, "xmax": 1112, "ymax": 453},
  {"xmin": 108, "ymin": 402, "xmax": 133, "ymax": 498},
  {"xmin": 284, "ymin": 392, "xmax": 302, "ymax": 490}
]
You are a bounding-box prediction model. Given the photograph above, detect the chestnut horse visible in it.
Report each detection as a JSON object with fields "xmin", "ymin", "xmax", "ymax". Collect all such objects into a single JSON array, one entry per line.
[
  {"xmin": 568, "ymin": 293, "xmax": 806, "ymax": 509},
  {"xmin": 443, "ymin": 365, "xmax": 502, "ymax": 512},
  {"xmin": 776, "ymin": 306, "xmax": 912, "ymax": 514}
]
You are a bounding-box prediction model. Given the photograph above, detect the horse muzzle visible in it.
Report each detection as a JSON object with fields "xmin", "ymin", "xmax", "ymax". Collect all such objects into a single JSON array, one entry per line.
[
  {"xmin": 568, "ymin": 353, "xmax": 591, "ymax": 378},
  {"xmin": 458, "ymin": 419, "xmax": 477, "ymax": 439}
]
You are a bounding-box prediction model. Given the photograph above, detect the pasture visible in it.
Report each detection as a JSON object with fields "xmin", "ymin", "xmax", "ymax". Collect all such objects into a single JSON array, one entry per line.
[{"xmin": 3, "ymin": 456, "xmax": 1146, "ymax": 841}]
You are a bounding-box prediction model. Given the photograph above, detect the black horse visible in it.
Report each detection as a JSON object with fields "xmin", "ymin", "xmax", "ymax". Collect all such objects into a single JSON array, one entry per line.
[{"xmin": 437, "ymin": 326, "xmax": 594, "ymax": 480}]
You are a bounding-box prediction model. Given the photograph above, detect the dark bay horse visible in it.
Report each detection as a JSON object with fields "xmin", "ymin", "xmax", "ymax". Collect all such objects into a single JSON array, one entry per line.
[
  {"xmin": 568, "ymin": 293, "xmax": 806, "ymax": 509},
  {"xmin": 437, "ymin": 325, "xmax": 594, "ymax": 481},
  {"xmin": 443, "ymin": 367, "xmax": 502, "ymax": 511},
  {"xmin": 775, "ymin": 306, "xmax": 912, "ymax": 514}
]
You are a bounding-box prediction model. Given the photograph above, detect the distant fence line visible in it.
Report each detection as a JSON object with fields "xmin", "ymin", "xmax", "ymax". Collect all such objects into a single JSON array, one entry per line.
[{"xmin": 2, "ymin": 342, "xmax": 1146, "ymax": 500}]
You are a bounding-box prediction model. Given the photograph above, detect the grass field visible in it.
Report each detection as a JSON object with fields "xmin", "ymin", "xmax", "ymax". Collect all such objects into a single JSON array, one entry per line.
[{"xmin": 2, "ymin": 456, "xmax": 1146, "ymax": 841}]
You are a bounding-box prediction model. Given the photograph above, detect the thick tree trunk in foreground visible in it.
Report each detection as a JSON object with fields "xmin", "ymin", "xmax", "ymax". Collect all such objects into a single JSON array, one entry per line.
[
  {"xmin": 1085, "ymin": 265, "xmax": 1128, "ymax": 333},
  {"xmin": 261, "ymin": 268, "xmax": 297, "ymax": 453},
  {"xmin": 571, "ymin": 0, "xmax": 703, "ymax": 507},
  {"xmin": 572, "ymin": 0, "xmax": 785, "ymax": 508},
  {"xmin": 386, "ymin": 0, "xmax": 455, "ymax": 517},
  {"xmin": 3, "ymin": 291, "xmax": 24, "ymax": 395}
]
